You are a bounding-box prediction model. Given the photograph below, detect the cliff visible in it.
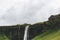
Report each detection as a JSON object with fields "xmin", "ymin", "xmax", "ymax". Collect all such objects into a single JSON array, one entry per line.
[{"xmin": 0, "ymin": 14, "xmax": 60, "ymax": 40}]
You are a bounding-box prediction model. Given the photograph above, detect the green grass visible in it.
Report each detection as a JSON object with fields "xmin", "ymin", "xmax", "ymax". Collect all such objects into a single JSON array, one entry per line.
[
  {"xmin": 0, "ymin": 34, "xmax": 10, "ymax": 40},
  {"xmin": 32, "ymin": 30, "xmax": 60, "ymax": 40}
]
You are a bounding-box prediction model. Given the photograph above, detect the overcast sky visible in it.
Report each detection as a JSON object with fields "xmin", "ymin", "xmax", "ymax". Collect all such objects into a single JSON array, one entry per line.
[{"xmin": 0, "ymin": 0, "xmax": 60, "ymax": 26}]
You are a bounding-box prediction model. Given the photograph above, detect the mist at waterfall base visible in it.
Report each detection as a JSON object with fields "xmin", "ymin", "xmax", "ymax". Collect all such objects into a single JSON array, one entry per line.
[{"xmin": 0, "ymin": 0, "xmax": 60, "ymax": 26}]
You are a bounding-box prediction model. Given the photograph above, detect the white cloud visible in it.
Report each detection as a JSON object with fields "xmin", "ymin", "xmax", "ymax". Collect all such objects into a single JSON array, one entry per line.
[{"xmin": 0, "ymin": 0, "xmax": 60, "ymax": 26}]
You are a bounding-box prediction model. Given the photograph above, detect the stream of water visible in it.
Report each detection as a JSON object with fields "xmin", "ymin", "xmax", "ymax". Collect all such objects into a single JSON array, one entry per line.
[{"xmin": 23, "ymin": 25, "xmax": 29, "ymax": 40}]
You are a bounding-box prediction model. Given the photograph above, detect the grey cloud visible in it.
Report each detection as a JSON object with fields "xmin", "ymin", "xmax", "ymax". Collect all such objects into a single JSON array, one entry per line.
[{"xmin": 0, "ymin": 0, "xmax": 60, "ymax": 25}]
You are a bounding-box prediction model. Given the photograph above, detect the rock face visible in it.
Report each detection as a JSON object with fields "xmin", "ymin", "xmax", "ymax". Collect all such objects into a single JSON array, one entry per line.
[
  {"xmin": 29, "ymin": 23, "xmax": 49, "ymax": 40},
  {"xmin": 0, "ymin": 24, "xmax": 48, "ymax": 40},
  {"xmin": 0, "ymin": 25, "xmax": 25, "ymax": 40},
  {"xmin": 0, "ymin": 14, "xmax": 60, "ymax": 40}
]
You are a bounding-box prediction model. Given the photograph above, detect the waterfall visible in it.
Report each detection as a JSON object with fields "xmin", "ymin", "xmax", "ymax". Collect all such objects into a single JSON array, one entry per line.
[{"xmin": 23, "ymin": 25, "xmax": 29, "ymax": 40}]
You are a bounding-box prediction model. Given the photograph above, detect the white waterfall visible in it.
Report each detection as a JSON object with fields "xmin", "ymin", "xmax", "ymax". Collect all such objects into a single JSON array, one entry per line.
[{"xmin": 23, "ymin": 25, "xmax": 29, "ymax": 40}]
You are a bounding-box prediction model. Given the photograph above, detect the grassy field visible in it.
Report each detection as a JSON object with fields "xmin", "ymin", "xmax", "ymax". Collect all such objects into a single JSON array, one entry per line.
[
  {"xmin": 0, "ymin": 34, "xmax": 10, "ymax": 40},
  {"xmin": 32, "ymin": 30, "xmax": 60, "ymax": 40}
]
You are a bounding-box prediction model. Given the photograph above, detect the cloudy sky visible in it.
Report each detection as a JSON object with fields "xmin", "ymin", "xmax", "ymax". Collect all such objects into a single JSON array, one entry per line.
[{"xmin": 0, "ymin": 0, "xmax": 60, "ymax": 26}]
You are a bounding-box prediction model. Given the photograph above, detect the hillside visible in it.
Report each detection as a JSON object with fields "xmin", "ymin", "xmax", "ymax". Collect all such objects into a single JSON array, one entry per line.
[
  {"xmin": 32, "ymin": 29, "xmax": 60, "ymax": 40},
  {"xmin": 0, "ymin": 34, "xmax": 10, "ymax": 40}
]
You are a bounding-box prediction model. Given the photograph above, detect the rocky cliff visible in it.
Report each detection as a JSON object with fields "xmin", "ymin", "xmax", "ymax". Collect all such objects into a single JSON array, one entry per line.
[{"xmin": 0, "ymin": 14, "xmax": 60, "ymax": 40}]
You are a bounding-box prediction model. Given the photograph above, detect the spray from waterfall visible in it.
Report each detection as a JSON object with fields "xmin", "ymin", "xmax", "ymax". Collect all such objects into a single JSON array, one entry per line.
[{"xmin": 23, "ymin": 25, "xmax": 29, "ymax": 40}]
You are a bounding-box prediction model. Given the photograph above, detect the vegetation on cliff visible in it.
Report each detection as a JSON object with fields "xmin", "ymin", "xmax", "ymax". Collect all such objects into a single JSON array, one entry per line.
[{"xmin": 32, "ymin": 29, "xmax": 60, "ymax": 40}]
